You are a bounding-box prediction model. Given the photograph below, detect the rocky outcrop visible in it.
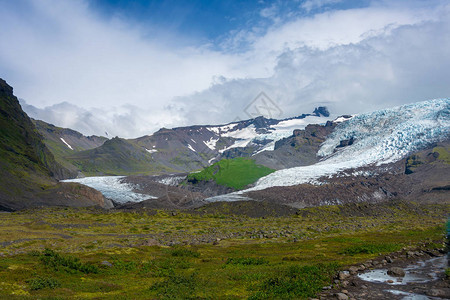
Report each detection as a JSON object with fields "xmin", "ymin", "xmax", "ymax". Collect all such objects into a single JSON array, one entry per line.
[{"xmin": 313, "ymin": 106, "xmax": 330, "ymax": 117}]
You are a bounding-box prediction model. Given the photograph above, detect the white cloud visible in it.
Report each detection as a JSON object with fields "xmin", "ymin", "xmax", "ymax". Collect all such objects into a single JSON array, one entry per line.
[
  {"xmin": 0, "ymin": 1, "xmax": 244, "ymax": 107},
  {"xmin": 2, "ymin": 0, "xmax": 450, "ymax": 138},
  {"xmin": 301, "ymin": 0, "xmax": 343, "ymax": 13}
]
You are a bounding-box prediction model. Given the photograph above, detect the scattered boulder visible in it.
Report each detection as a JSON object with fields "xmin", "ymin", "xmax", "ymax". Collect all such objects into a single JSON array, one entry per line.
[
  {"xmin": 348, "ymin": 266, "xmax": 359, "ymax": 275},
  {"xmin": 427, "ymin": 289, "xmax": 450, "ymax": 298},
  {"xmin": 142, "ymin": 238, "xmax": 160, "ymax": 246},
  {"xmin": 336, "ymin": 292, "xmax": 349, "ymax": 300},
  {"xmin": 387, "ymin": 267, "xmax": 406, "ymax": 277},
  {"xmin": 338, "ymin": 271, "xmax": 350, "ymax": 280},
  {"xmin": 385, "ymin": 256, "xmax": 394, "ymax": 263},
  {"xmin": 101, "ymin": 261, "xmax": 113, "ymax": 267}
]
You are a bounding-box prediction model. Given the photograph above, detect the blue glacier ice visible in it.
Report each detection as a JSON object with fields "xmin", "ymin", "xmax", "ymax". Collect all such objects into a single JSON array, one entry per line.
[{"xmin": 240, "ymin": 98, "xmax": 450, "ymax": 193}]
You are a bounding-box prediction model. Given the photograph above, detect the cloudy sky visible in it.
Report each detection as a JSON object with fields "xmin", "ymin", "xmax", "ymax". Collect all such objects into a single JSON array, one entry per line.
[{"xmin": 1, "ymin": 0, "xmax": 449, "ymax": 138}]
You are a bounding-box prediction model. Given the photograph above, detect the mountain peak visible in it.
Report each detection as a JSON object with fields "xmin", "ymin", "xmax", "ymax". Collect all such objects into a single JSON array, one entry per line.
[{"xmin": 313, "ymin": 106, "xmax": 330, "ymax": 117}]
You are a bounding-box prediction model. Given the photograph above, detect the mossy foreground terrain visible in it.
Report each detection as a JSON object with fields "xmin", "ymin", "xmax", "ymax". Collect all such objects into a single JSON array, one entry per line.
[{"xmin": 0, "ymin": 201, "xmax": 447, "ymax": 299}]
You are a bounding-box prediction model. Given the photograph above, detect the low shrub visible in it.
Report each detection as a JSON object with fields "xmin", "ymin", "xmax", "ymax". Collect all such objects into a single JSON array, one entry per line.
[
  {"xmin": 27, "ymin": 276, "xmax": 61, "ymax": 290},
  {"xmin": 142, "ymin": 258, "xmax": 191, "ymax": 277},
  {"xmin": 249, "ymin": 263, "xmax": 338, "ymax": 299},
  {"xmin": 39, "ymin": 248, "xmax": 98, "ymax": 274},
  {"xmin": 167, "ymin": 247, "xmax": 200, "ymax": 258},
  {"xmin": 149, "ymin": 272, "xmax": 199, "ymax": 299}
]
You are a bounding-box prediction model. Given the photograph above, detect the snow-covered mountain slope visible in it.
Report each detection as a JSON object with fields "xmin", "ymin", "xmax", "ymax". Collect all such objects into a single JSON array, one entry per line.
[
  {"xmin": 134, "ymin": 108, "xmax": 333, "ymax": 169},
  {"xmin": 241, "ymin": 99, "xmax": 449, "ymax": 193}
]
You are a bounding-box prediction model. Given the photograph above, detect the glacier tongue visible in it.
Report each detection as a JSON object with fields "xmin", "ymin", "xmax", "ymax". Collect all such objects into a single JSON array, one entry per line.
[
  {"xmin": 62, "ymin": 176, "xmax": 156, "ymax": 203},
  {"xmin": 243, "ymin": 99, "xmax": 450, "ymax": 193}
]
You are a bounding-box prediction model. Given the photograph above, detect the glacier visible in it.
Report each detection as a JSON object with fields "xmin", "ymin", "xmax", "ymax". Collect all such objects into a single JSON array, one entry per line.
[
  {"xmin": 209, "ymin": 99, "xmax": 450, "ymax": 199},
  {"xmin": 62, "ymin": 176, "xmax": 156, "ymax": 203}
]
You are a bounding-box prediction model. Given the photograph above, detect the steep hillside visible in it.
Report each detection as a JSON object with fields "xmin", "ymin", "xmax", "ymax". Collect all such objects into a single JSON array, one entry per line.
[
  {"xmin": 66, "ymin": 137, "xmax": 176, "ymax": 176},
  {"xmin": 33, "ymin": 119, "xmax": 107, "ymax": 177},
  {"xmin": 0, "ymin": 79, "xmax": 111, "ymax": 211}
]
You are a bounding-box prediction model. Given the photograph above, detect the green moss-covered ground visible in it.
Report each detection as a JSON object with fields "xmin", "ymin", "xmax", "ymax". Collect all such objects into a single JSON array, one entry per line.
[
  {"xmin": 187, "ymin": 158, "xmax": 275, "ymax": 190},
  {"xmin": 0, "ymin": 201, "xmax": 447, "ymax": 299}
]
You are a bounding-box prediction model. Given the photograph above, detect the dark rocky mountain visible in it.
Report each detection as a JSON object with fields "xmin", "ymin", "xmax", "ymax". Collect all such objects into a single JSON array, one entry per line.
[{"xmin": 0, "ymin": 79, "xmax": 112, "ymax": 211}]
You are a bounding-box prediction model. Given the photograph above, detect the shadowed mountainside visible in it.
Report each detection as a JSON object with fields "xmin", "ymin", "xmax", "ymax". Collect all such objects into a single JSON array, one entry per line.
[{"xmin": 0, "ymin": 78, "xmax": 111, "ymax": 211}]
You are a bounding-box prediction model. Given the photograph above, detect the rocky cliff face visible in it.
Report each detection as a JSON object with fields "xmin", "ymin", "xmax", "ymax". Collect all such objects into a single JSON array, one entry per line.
[{"xmin": 0, "ymin": 78, "xmax": 110, "ymax": 211}]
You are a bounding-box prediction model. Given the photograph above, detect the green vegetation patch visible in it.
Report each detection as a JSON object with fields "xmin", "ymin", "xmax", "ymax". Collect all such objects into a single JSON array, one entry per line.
[
  {"xmin": 27, "ymin": 276, "xmax": 61, "ymax": 290},
  {"xmin": 249, "ymin": 263, "xmax": 339, "ymax": 299},
  {"xmin": 340, "ymin": 242, "xmax": 400, "ymax": 256},
  {"xmin": 150, "ymin": 272, "xmax": 200, "ymax": 299},
  {"xmin": 166, "ymin": 247, "xmax": 200, "ymax": 258},
  {"xmin": 225, "ymin": 257, "xmax": 269, "ymax": 266},
  {"xmin": 38, "ymin": 248, "xmax": 98, "ymax": 274},
  {"xmin": 433, "ymin": 146, "xmax": 450, "ymax": 164},
  {"xmin": 187, "ymin": 157, "xmax": 275, "ymax": 189}
]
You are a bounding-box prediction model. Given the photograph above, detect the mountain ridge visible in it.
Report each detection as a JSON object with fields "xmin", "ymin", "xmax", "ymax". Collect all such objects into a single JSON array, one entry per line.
[{"xmin": 36, "ymin": 107, "xmax": 333, "ymax": 177}]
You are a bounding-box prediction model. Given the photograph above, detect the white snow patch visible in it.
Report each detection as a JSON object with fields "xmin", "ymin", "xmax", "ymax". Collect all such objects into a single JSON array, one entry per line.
[
  {"xmin": 219, "ymin": 125, "xmax": 257, "ymax": 153},
  {"xmin": 187, "ymin": 144, "xmax": 196, "ymax": 152},
  {"xmin": 207, "ymin": 127, "xmax": 220, "ymax": 134},
  {"xmin": 219, "ymin": 123, "xmax": 239, "ymax": 132},
  {"xmin": 145, "ymin": 148, "xmax": 158, "ymax": 153},
  {"xmin": 60, "ymin": 137, "xmax": 73, "ymax": 150},
  {"xmin": 253, "ymin": 140, "xmax": 276, "ymax": 155},
  {"xmin": 203, "ymin": 137, "xmax": 219, "ymax": 150},
  {"xmin": 222, "ymin": 124, "xmax": 257, "ymax": 140},
  {"xmin": 207, "ymin": 123, "xmax": 238, "ymax": 135},
  {"xmin": 333, "ymin": 115, "xmax": 354, "ymax": 123},
  {"xmin": 156, "ymin": 176, "xmax": 185, "ymax": 186}
]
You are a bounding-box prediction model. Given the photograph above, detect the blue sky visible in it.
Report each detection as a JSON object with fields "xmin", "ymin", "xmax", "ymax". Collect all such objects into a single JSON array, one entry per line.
[
  {"xmin": 87, "ymin": 0, "xmax": 371, "ymax": 48},
  {"xmin": 1, "ymin": 0, "xmax": 449, "ymax": 137}
]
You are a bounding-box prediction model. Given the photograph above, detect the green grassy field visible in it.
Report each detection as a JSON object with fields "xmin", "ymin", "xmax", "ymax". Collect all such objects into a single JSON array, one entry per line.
[
  {"xmin": 187, "ymin": 158, "xmax": 275, "ymax": 190},
  {"xmin": 0, "ymin": 201, "xmax": 447, "ymax": 299}
]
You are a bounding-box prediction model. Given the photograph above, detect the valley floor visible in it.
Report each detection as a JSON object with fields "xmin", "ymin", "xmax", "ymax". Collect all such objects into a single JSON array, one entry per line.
[{"xmin": 0, "ymin": 201, "xmax": 448, "ymax": 299}]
